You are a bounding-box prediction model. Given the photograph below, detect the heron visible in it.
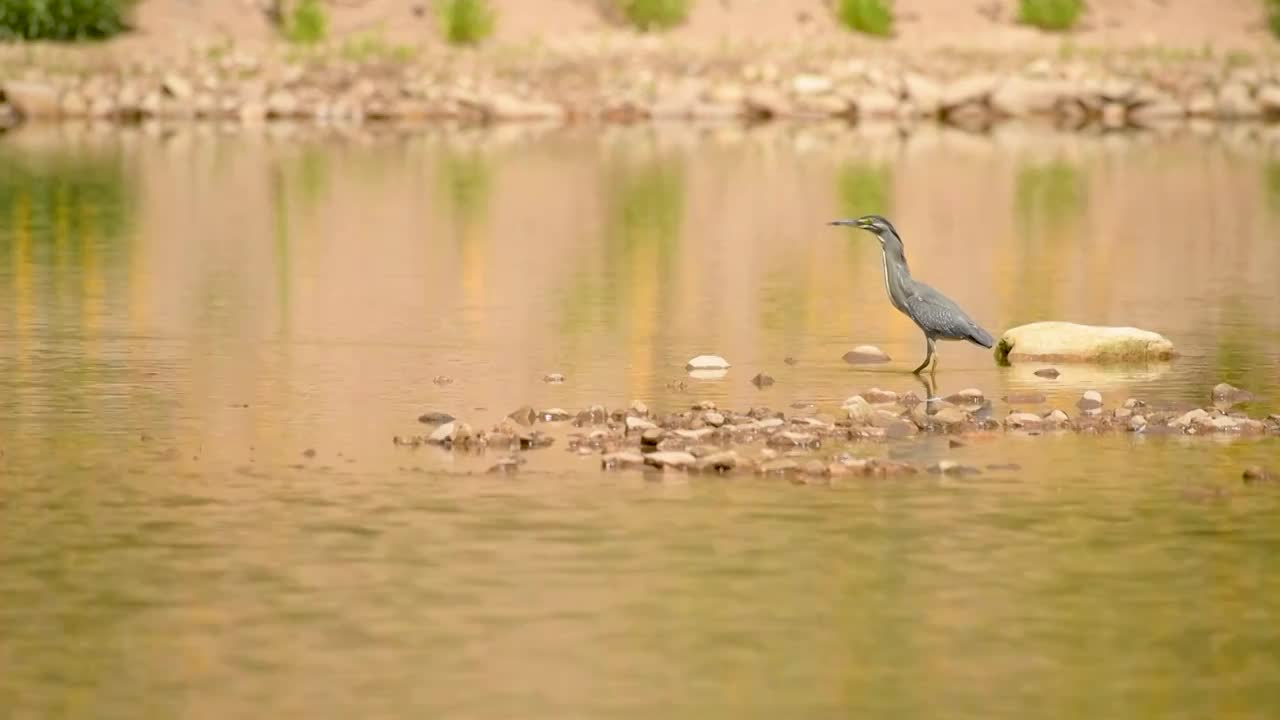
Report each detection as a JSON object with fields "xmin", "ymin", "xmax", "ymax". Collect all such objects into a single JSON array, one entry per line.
[{"xmin": 830, "ymin": 214, "xmax": 994, "ymax": 375}]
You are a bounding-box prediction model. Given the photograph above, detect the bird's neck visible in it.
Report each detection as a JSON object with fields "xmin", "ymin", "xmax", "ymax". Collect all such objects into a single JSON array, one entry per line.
[{"xmin": 880, "ymin": 246, "xmax": 913, "ymax": 307}]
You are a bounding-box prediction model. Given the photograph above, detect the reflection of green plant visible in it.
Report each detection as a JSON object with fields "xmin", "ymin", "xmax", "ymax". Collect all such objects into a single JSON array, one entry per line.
[
  {"xmin": 1265, "ymin": 163, "xmax": 1280, "ymax": 213},
  {"xmin": 0, "ymin": 149, "xmax": 133, "ymax": 246},
  {"xmin": 616, "ymin": 0, "xmax": 690, "ymax": 31},
  {"xmin": 558, "ymin": 151, "xmax": 685, "ymax": 336},
  {"xmin": 339, "ymin": 30, "xmax": 416, "ymax": 62},
  {"xmin": 1019, "ymin": 0, "xmax": 1082, "ymax": 31},
  {"xmin": 1015, "ymin": 160, "xmax": 1085, "ymax": 230},
  {"xmin": 438, "ymin": 0, "xmax": 495, "ymax": 45},
  {"xmin": 835, "ymin": 0, "xmax": 893, "ymax": 37},
  {"xmin": 437, "ymin": 148, "xmax": 492, "ymax": 229},
  {"xmin": 837, "ymin": 162, "xmax": 892, "ymax": 218}
]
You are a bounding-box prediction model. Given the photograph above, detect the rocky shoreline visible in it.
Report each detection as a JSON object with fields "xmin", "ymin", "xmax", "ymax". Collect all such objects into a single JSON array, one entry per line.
[
  {"xmin": 398, "ymin": 382, "xmax": 1279, "ymax": 482},
  {"xmin": 4, "ymin": 45, "xmax": 1280, "ymax": 130}
]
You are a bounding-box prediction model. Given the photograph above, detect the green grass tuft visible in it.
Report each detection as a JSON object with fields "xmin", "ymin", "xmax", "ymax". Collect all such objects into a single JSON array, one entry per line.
[
  {"xmin": 0, "ymin": 0, "xmax": 135, "ymax": 41},
  {"xmin": 1267, "ymin": 0, "xmax": 1280, "ymax": 39},
  {"xmin": 616, "ymin": 0, "xmax": 690, "ymax": 32},
  {"xmin": 438, "ymin": 0, "xmax": 495, "ymax": 46},
  {"xmin": 284, "ymin": 0, "xmax": 327, "ymax": 45},
  {"xmin": 835, "ymin": 0, "xmax": 893, "ymax": 37},
  {"xmin": 1018, "ymin": 0, "xmax": 1083, "ymax": 31}
]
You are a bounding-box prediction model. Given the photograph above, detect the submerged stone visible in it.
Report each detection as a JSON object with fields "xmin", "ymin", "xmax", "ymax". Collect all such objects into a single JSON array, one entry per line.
[
  {"xmin": 1033, "ymin": 368, "xmax": 1061, "ymax": 379},
  {"xmin": 843, "ymin": 345, "xmax": 891, "ymax": 364},
  {"xmin": 751, "ymin": 372, "xmax": 776, "ymax": 388},
  {"xmin": 686, "ymin": 354, "xmax": 731, "ymax": 370},
  {"xmin": 543, "ymin": 373, "xmax": 566, "ymax": 384},
  {"xmin": 417, "ymin": 411, "xmax": 456, "ymax": 425},
  {"xmin": 1242, "ymin": 466, "xmax": 1273, "ymax": 484}
]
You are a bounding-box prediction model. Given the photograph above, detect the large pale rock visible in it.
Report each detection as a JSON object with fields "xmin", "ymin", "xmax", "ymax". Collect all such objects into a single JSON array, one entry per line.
[
  {"xmin": 995, "ymin": 322, "xmax": 1176, "ymax": 363},
  {"xmin": 940, "ymin": 74, "xmax": 999, "ymax": 109},
  {"xmin": 2, "ymin": 81, "xmax": 60, "ymax": 119},
  {"xmin": 990, "ymin": 77, "xmax": 1068, "ymax": 116}
]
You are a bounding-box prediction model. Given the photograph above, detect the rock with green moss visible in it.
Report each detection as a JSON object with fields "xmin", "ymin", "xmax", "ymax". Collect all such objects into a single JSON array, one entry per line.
[{"xmin": 994, "ymin": 321, "xmax": 1176, "ymax": 363}]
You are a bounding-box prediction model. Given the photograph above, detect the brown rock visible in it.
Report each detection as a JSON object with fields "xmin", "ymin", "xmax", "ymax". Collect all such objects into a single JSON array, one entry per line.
[{"xmin": 2, "ymin": 80, "xmax": 60, "ymax": 119}]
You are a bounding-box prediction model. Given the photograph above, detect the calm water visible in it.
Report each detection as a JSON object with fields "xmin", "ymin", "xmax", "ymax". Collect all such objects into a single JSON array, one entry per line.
[{"xmin": 1, "ymin": 122, "xmax": 1279, "ymax": 719}]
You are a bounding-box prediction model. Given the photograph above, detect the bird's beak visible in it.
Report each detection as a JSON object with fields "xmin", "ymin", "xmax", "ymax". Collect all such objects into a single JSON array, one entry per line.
[{"xmin": 829, "ymin": 219, "xmax": 861, "ymax": 228}]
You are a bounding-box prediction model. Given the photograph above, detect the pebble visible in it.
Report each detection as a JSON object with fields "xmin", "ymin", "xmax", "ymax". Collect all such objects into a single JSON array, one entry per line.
[
  {"xmin": 843, "ymin": 345, "xmax": 891, "ymax": 364},
  {"xmin": 543, "ymin": 373, "xmax": 566, "ymax": 384},
  {"xmin": 643, "ymin": 451, "xmax": 697, "ymax": 469},
  {"xmin": 1242, "ymin": 466, "xmax": 1273, "ymax": 484},
  {"xmin": 751, "ymin": 372, "xmax": 775, "ymax": 388},
  {"xmin": 539, "ymin": 408, "xmax": 571, "ymax": 422},
  {"xmin": 432, "ymin": 375, "xmax": 454, "ymax": 385},
  {"xmin": 1212, "ymin": 382, "xmax": 1253, "ymax": 407},
  {"xmin": 626, "ymin": 416, "xmax": 658, "ymax": 432},
  {"xmin": 417, "ymin": 411, "xmax": 455, "ymax": 425},
  {"xmin": 861, "ymin": 388, "xmax": 898, "ymax": 404},
  {"xmin": 1034, "ymin": 368, "xmax": 1061, "ymax": 379},
  {"xmin": 686, "ymin": 354, "xmax": 731, "ymax": 371}
]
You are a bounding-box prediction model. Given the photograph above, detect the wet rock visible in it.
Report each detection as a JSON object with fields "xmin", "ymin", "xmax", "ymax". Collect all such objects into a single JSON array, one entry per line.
[
  {"xmin": 784, "ymin": 356, "xmax": 798, "ymax": 365},
  {"xmin": 1123, "ymin": 398, "xmax": 1146, "ymax": 410},
  {"xmin": 1045, "ymin": 409, "xmax": 1070, "ymax": 424},
  {"xmin": 1211, "ymin": 416, "xmax": 1241, "ymax": 432},
  {"xmin": 695, "ymin": 451, "xmax": 739, "ymax": 473},
  {"xmin": 1242, "ymin": 466, "xmax": 1273, "ymax": 484},
  {"xmin": 2, "ymin": 80, "xmax": 60, "ymax": 118},
  {"xmin": 843, "ymin": 396, "xmax": 879, "ymax": 426},
  {"xmin": 686, "ymin": 354, "xmax": 730, "ymax": 371},
  {"xmin": 855, "ymin": 89, "xmax": 899, "ymax": 118},
  {"xmin": 1211, "ymin": 382, "xmax": 1253, "ymax": 407},
  {"xmin": 903, "ymin": 72, "xmax": 942, "ymax": 115},
  {"xmin": 162, "ymin": 73, "xmax": 192, "ymax": 100},
  {"xmin": 675, "ymin": 428, "xmax": 714, "ymax": 442},
  {"xmin": 898, "ymin": 392, "xmax": 922, "ymax": 409},
  {"xmin": 884, "ymin": 421, "xmax": 918, "ymax": 439},
  {"xmin": 1170, "ymin": 408, "xmax": 1208, "ymax": 429},
  {"xmin": 543, "ymin": 373, "xmax": 566, "ymax": 384},
  {"xmin": 990, "ymin": 77, "xmax": 1068, "ymax": 116},
  {"xmin": 927, "ymin": 460, "xmax": 981, "ymax": 476},
  {"xmin": 428, "ymin": 421, "xmax": 474, "ymax": 446},
  {"xmin": 508, "ymin": 406, "xmax": 537, "ymax": 426},
  {"xmin": 487, "ymin": 456, "xmax": 522, "ymax": 474},
  {"xmin": 539, "ymin": 408, "xmax": 571, "ymax": 422},
  {"xmin": 758, "ymin": 458, "xmax": 800, "ymax": 477},
  {"xmin": 629, "ymin": 400, "xmax": 649, "ymax": 417},
  {"xmin": 941, "ymin": 74, "xmax": 998, "ymax": 109},
  {"xmin": 644, "ymin": 451, "xmax": 696, "ymax": 470},
  {"xmin": 1114, "ymin": 407, "xmax": 1133, "ymax": 420},
  {"xmin": 417, "ymin": 411, "xmax": 455, "ymax": 425},
  {"xmin": 575, "ymin": 405, "xmax": 608, "ymax": 426},
  {"xmin": 1003, "ymin": 392, "xmax": 1046, "ymax": 404},
  {"xmin": 791, "ymin": 74, "xmax": 833, "ymax": 96},
  {"xmin": 1077, "ymin": 390, "xmax": 1103, "ymax": 415},
  {"xmin": 702, "ymin": 411, "xmax": 726, "ymax": 427},
  {"xmin": 861, "ymin": 388, "xmax": 898, "ymax": 405},
  {"xmin": 641, "ymin": 428, "xmax": 666, "ymax": 447},
  {"xmin": 1217, "ymin": 82, "xmax": 1261, "ymax": 119},
  {"xmin": 1128, "ymin": 415, "xmax": 1148, "ymax": 432},
  {"xmin": 626, "ymin": 416, "xmax": 658, "ymax": 432},
  {"xmin": 926, "ymin": 406, "xmax": 970, "ymax": 429},
  {"xmin": 432, "ymin": 375, "xmax": 454, "ymax": 385},
  {"xmin": 767, "ymin": 431, "xmax": 819, "ymax": 449},
  {"xmin": 996, "ymin": 322, "xmax": 1175, "ymax": 363},
  {"xmin": 1033, "ymin": 368, "xmax": 1061, "ymax": 379},
  {"xmin": 944, "ymin": 388, "xmax": 985, "ymax": 406},
  {"xmin": 601, "ymin": 451, "xmax": 645, "ymax": 469},
  {"xmin": 751, "ymin": 372, "xmax": 775, "ymax": 388},
  {"xmin": 1006, "ymin": 412, "xmax": 1043, "ymax": 429},
  {"xmin": 801, "ymin": 459, "xmax": 830, "ymax": 478},
  {"xmin": 843, "ymin": 345, "xmax": 891, "ymax": 364}
]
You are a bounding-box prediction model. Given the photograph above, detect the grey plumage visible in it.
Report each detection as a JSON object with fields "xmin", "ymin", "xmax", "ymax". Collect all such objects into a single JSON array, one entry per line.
[{"xmin": 830, "ymin": 214, "xmax": 994, "ymax": 374}]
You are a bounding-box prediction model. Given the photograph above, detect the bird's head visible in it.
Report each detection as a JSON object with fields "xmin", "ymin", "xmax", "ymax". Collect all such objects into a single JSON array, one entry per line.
[
  {"xmin": 829, "ymin": 214, "xmax": 906, "ymax": 256},
  {"xmin": 829, "ymin": 214, "xmax": 898, "ymax": 241}
]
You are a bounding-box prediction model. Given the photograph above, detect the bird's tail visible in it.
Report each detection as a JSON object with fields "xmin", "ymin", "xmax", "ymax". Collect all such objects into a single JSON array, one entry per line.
[{"xmin": 969, "ymin": 325, "xmax": 995, "ymax": 349}]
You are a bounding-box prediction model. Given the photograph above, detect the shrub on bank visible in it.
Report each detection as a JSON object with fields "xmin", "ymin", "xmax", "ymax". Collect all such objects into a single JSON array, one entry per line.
[
  {"xmin": 282, "ymin": 0, "xmax": 328, "ymax": 45},
  {"xmin": 438, "ymin": 0, "xmax": 494, "ymax": 46},
  {"xmin": 835, "ymin": 0, "xmax": 893, "ymax": 37},
  {"xmin": 1018, "ymin": 0, "xmax": 1083, "ymax": 31},
  {"xmin": 1267, "ymin": 0, "xmax": 1280, "ymax": 39},
  {"xmin": 617, "ymin": 0, "xmax": 690, "ymax": 32},
  {"xmin": 0, "ymin": 0, "xmax": 134, "ymax": 41}
]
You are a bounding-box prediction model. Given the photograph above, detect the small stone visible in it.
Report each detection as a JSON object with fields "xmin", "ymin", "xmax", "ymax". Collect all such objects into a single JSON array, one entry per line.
[
  {"xmin": 641, "ymin": 428, "xmax": 666, "ymax": 447},
  {"xmin": 540, "ymin": 408, "xmax": 571, "ymax": 422},
  {"xmin": 2, "ymin": 80, "xmax": 60, "ymax": 118},
  {"xmin": 432, "ymin": 375, "xmax": 453, "ymax": 385},
  {"xmin": 1211, "ymin": 382, "xmax": 1253, "ymax": 407},
  {"xmin": 1006, "ymin": 412, "xmax": 1043, "ymax": 429},
  {"xmin": 629, "ymin": 400, "xmax": 649, "ymax": 416},
  {"xmin": 542, "ymin": 373, "xmax": 566, "ymax": 384},
  {"xmin": 695, "ymin": 451, "xmax": 739, "ymax": 472},
  {"xmin": 1171, "ymin": 408, "xmax": 1208, "ymax": 429},
  {"xmin": 843, "ymin": 345, "xmax": 891, "ymax": 364},
  {"xmin": 861, "ymin": 388, "xmax": 898, "ymax": 404},
  {"xmin": 686, "ymin": 355, "xmax": 730, "ymax": 371},
  {"xmin": 1045, "ymin": 409, "xmax": 1070, "ymax": 424},
  {"xmin": 626, "ymin": 416, "xmax": 658, "ymax": 432},
  {"xmin": 703, "ymin": 411, "xmax": 726, "ymax": 427},
  {"xmin": 508, "ymin": 406, "xmax": 537, "ymax": 426},
  {"xmin": 751, "ymin": 372, "xmax": 775, "ymax": 388},
  {"xmin": 1077, "ymin": 391, "xmax": 1103, "ymax": 413},
  {"xmin": 302, "ymin": 448, "xmax": 317, "ymax": 459},
  {"xmin": 1034, "ymin": 368, "xmax": 1060, "ymax": 379},
  {"xmin": 602, "ymin": 451, "xmax": 645, "ymax": 469},
  {"xmin": 266, "ymin": 90, "xmax": 299, "ymax": 117},
  {"xmin": 945, "ymin": 388, "xmax": 985, "ymax": 405},
  {"xmin": 929, "ymin": 406, "xmax": 970, "ymax": 428},
  {"xmin": 162, "ymin": 73, "xmax": 192, "ymax": 100},
  {"xmin": 1242, "ymin": 466, "xmax": 1273, "ymax": 484},
  {"xmin": 784, "ymin": 356, "xmax": 798, "ymax": 365},
  {"xmin": 791, "ymin": 74, "xmax": 833, "ymax": 96},
  {"xmin": 417, "ymin": 411, "xmax": 455, "ymax": 425},
  {"xmin": 644, "ymin": 451, "xmax": 696, "ymax": 469}
]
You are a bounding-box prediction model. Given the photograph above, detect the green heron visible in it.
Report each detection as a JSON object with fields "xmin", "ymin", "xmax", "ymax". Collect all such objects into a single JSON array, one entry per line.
[{"xmin": 831, "ymin": 214, "xmax": 994, "ymax": 375}]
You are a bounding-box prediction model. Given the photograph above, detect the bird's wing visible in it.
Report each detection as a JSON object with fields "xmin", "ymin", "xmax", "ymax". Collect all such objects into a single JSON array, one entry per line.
[{"xmin": 904, "ymin": 287, "xmax": 995, "ymax": 347}]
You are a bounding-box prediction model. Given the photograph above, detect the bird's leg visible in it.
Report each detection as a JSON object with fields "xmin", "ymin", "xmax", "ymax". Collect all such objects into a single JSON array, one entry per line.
[
  {"xmin": 912, "ymin": 336, "xmax": 935, "ymax": 375},
  {"xmin": 928, "ymin": 339, "xmax": 939, "ymax": 376}
]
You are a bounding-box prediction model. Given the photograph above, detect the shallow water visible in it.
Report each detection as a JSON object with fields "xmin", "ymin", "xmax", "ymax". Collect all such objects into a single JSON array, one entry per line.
[{"xmin": 1, "ymin": 122, "xmax": 1279, "ymax": 719}]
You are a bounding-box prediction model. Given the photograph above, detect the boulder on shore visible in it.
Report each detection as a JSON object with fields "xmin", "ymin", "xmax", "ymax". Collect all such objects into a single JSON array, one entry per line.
[{"xmin": 994, "ymin": 321, "xmax": 1175, "ymax": 363}]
